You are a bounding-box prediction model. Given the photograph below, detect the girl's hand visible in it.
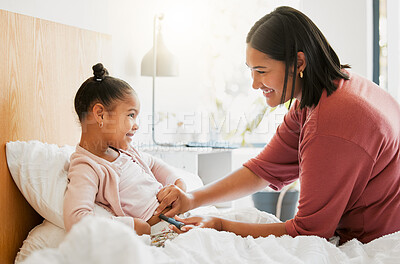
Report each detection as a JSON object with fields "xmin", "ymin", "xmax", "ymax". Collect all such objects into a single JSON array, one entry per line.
[
  {"xmin": 155, "ymin": 185, "xmax": 194, "ymax": 217},
  {"xmin": 174, "ymin": 178, "xmax": 187, "ymax": 191},
  {"xmin": 134, "ymin": 218, "xmax": 151, "ymax": 235},
  {"xmin": 168, "ymin": 215, "xmax": 222, "ymax": 234}
]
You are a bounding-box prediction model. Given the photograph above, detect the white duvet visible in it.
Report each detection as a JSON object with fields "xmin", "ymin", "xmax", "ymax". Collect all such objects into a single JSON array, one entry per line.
[{"xmin": 22, "ymin": 207, "xmax": 400, "ymax": 264}]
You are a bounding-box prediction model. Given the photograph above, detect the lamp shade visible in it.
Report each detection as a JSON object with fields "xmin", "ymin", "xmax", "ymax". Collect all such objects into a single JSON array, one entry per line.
[{"xmin": 141, "ymin": 32, "xmax": 179, "ymax": 77}]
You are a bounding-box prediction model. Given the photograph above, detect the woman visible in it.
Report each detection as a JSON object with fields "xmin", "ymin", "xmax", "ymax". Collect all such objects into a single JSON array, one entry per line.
[{"xmin": 154, "ymin": 6, "xmax": 400, "ymax": 244}]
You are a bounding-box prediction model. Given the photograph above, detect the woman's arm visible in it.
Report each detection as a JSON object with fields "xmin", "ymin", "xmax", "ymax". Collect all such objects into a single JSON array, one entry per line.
[
  {"xmin": 219, "ymin": 219, "xmax": 287, "ymax": 237},
  {"xmin": 156, "ymin": 105, "xmax": 302, "ymax": 217},
  {"xmin": 155, "ymin": 166, "xmax": 269, "ymax": 217},
  {"xmin": 192, "ymin": 166, "xmax": 269, "ymax": 208},
  {"xmin": 170, "ymin": 215, "xmax": 287, "ymax": 238}
]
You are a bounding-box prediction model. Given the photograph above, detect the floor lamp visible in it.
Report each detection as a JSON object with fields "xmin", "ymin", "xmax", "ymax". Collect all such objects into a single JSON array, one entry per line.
[{"xmin": 141, "ymin": 14, "xmax": 179, "ymax": 146}]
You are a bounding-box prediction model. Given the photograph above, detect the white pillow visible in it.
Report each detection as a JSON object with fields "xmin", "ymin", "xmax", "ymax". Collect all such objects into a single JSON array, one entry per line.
[
  {"xmin": 169, "ymin": 167, "xmax": 204, "ymax": 192},
  {"xmin": 6, "ymin": 141, "xmax": 76, "ymax": 228},
  {"xmin": 15, "ymin": 220, "xmax": 66, "ymax": 264},
  {"xmin": 6, "ymin": 140, "xmax": 204, "ymax": 229}
]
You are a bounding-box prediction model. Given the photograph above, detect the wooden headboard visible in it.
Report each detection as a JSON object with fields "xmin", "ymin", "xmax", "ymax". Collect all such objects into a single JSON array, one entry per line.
[{"xmin": 0, "ymin": 9, "xmax": 111, "ymax": 263}]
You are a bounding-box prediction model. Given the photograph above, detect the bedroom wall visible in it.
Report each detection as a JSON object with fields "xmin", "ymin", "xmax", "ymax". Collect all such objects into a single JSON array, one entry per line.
[
  {"xmin": 387, "ymin": 0, "xmax": 400, "ymax": 102},
  {"xmin": 0, "ymin": 0, "xmax": 381, "ymax": 144},
  {"xmin": 301, "ymin": 0, "xmax": 372, "ymax": 80},
  {"xmin": 0, "ymin": 0, "xmax": 110, "ymax": 33}
]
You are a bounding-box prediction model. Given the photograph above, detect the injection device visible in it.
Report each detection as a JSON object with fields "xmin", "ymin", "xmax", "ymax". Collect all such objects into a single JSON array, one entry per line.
[{"xmin": 159, "ymin": 214, "xmax": 185, "ymax": 230}]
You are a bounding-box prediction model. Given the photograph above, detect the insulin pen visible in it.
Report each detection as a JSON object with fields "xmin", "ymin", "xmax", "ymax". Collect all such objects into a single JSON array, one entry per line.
[{"xmin": 159, "ymin": 214, "xmax": 185, "ymax": 230}]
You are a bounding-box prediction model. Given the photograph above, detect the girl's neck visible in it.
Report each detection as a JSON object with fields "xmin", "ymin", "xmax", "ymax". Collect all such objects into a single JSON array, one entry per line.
[{"xmin": 79, "ymin": 133, "xmax": 119, "ymax": 162}]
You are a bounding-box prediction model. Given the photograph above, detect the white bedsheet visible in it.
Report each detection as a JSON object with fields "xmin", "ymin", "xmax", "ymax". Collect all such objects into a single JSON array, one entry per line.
[{"xmin": 22, "ymin": 207, "xmax": 400, "ymax": 264}]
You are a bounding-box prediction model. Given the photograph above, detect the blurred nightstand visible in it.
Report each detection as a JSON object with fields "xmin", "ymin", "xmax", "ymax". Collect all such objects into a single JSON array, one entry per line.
[
  {"xmin": 141, "ymin": 146, "xmax": 233, "ymax": 207},
  {"xmin": 140, "ymin": 146, "xmax": 264, "ymax": 209}
]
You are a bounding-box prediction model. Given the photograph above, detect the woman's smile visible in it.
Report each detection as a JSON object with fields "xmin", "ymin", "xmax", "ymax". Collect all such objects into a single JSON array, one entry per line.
[{"xmin": 262, "ymin": 88, "xmax": 275, "ymax": 97}]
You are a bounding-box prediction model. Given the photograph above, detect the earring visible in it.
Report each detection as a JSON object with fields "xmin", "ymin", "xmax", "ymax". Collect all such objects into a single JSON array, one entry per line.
[
  {"xmin": 99, "ymin": 122, "xmax": 103, "ymax": 128},
  {"xmin": 299, "ymin": 71, "xmax": 304, "ymax": 79}
]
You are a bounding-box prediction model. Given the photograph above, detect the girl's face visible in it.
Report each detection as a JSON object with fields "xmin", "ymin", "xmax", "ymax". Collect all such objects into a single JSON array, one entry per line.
[
  {"xmin": 246, "ymin": 45, "xmax": 302, "ymax": 107},
  {"xmin": 102, "ymin": 92, "xmax": 140, "ymax": 150}
]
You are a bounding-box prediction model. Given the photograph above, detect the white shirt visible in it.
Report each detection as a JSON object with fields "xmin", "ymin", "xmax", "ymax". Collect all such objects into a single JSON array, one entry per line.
[{"xmin": 113, "ymin": 152, "xmax": 168, "ymax": 221}]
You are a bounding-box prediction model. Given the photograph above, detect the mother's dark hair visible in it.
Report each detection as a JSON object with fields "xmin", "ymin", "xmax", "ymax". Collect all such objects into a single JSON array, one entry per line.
[{"xmin": 247, "ymin": 6, "xmax": 350, "ymax": 108}]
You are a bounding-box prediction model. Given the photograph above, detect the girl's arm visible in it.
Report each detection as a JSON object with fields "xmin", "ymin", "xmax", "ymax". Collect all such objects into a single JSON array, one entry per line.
[
  {"xmin": 140, "ymin": 151, "xmax": 184, "ymax": 187},
  {"xmin": 134, "ymin": 218, "xmax": 151, "ymax": 235},
  {"xmin": 174, "ymin": 178, "xmax": 186, "ymax": 191},
  {"xmin": 64, "ymin": 163, "xmax": 99, "ymax": 232},
  {"xmin": 65, "ymin": 159, "xmax": 145, "ymax": 233}
]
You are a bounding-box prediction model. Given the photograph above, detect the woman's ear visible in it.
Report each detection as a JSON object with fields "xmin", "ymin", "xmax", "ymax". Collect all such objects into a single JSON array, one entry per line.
[
  {"xmin": 92, "ymin": 103, "xmax": 105, "ymax": 124},
  {"xmin": 297, "ymin": 51, "xmax": 307, "ymax": 73}
]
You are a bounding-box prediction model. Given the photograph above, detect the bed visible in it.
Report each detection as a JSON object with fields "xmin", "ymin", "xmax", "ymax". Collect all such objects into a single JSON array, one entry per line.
[{"xmin": 1, "ymin": 9, "xmax": 400, "ymax": 264}]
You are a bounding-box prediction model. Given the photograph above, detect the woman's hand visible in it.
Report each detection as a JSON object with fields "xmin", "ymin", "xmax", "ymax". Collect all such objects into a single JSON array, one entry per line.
[
  {"xmin": 168, "ymin": 215, "xmax": 222, "ymax": 233},
  {"xmin": 155, "ymin": 184, "xmax": 194, "ymax": 217},
  {"xmin": 134, "ymin": 218, "xmax": 151, "ymax": 235}
]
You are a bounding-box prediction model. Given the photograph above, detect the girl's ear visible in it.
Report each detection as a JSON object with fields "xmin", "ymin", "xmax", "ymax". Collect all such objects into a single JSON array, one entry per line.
[
  {"xmin": 297, "ymin": 51, "xmax": 307, "ymax": 73},
  {"xmin": 92, "ymin": 103, "xmax": 105, "ymax": 124}
]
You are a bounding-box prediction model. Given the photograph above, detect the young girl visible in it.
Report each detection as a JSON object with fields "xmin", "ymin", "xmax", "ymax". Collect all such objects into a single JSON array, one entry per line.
[{"xmin": 63, "ymin": 63, "xmax": 186, "ymax": 236}]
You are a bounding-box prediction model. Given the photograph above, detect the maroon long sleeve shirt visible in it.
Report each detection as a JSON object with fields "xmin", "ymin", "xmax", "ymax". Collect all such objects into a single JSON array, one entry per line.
[{"xmin": 244, "ymin": 71, "xmax": 400, "ymax": 244}]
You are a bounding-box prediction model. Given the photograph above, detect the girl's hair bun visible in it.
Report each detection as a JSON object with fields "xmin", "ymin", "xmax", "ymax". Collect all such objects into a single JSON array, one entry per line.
[{"xmin": 92, "ymin": 63, "xmax": 109, "ymax": 81}]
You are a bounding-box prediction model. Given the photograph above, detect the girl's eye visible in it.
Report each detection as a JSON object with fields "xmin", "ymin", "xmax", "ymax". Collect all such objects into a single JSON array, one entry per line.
[
  {"xmin": 257, "ymin": 70, "xmax": 266, "ymax": 74},
  {"xmin": 128, "ymin": 113, "xmax": 135, "ymax": 118}
]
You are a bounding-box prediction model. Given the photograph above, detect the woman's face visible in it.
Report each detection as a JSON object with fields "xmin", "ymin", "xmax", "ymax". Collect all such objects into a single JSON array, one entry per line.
[{"xmin": 246, "ymin": 45, "xmax": 302, "ymax": 107}]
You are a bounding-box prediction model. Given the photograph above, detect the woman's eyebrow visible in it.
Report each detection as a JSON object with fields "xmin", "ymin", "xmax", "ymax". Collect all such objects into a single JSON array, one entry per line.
[{"xmin": 245, "ymin": 63, "xmax": 266, "ymax": 70}]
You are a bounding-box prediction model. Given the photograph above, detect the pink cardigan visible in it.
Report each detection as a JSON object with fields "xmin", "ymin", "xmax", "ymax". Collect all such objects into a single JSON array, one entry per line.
[{"xmin": 63, "ymin": 145, "xmax": 179, "ymax": 232}]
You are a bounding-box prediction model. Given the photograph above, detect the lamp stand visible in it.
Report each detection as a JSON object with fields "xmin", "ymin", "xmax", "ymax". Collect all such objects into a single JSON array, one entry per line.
[
  {"xmin": 150, "ymin": 14, "xmax": 181, "ymax": 147},
  {"xmin": 151, "ymin": 14, "xmax": 159, "ymax": 146}
]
